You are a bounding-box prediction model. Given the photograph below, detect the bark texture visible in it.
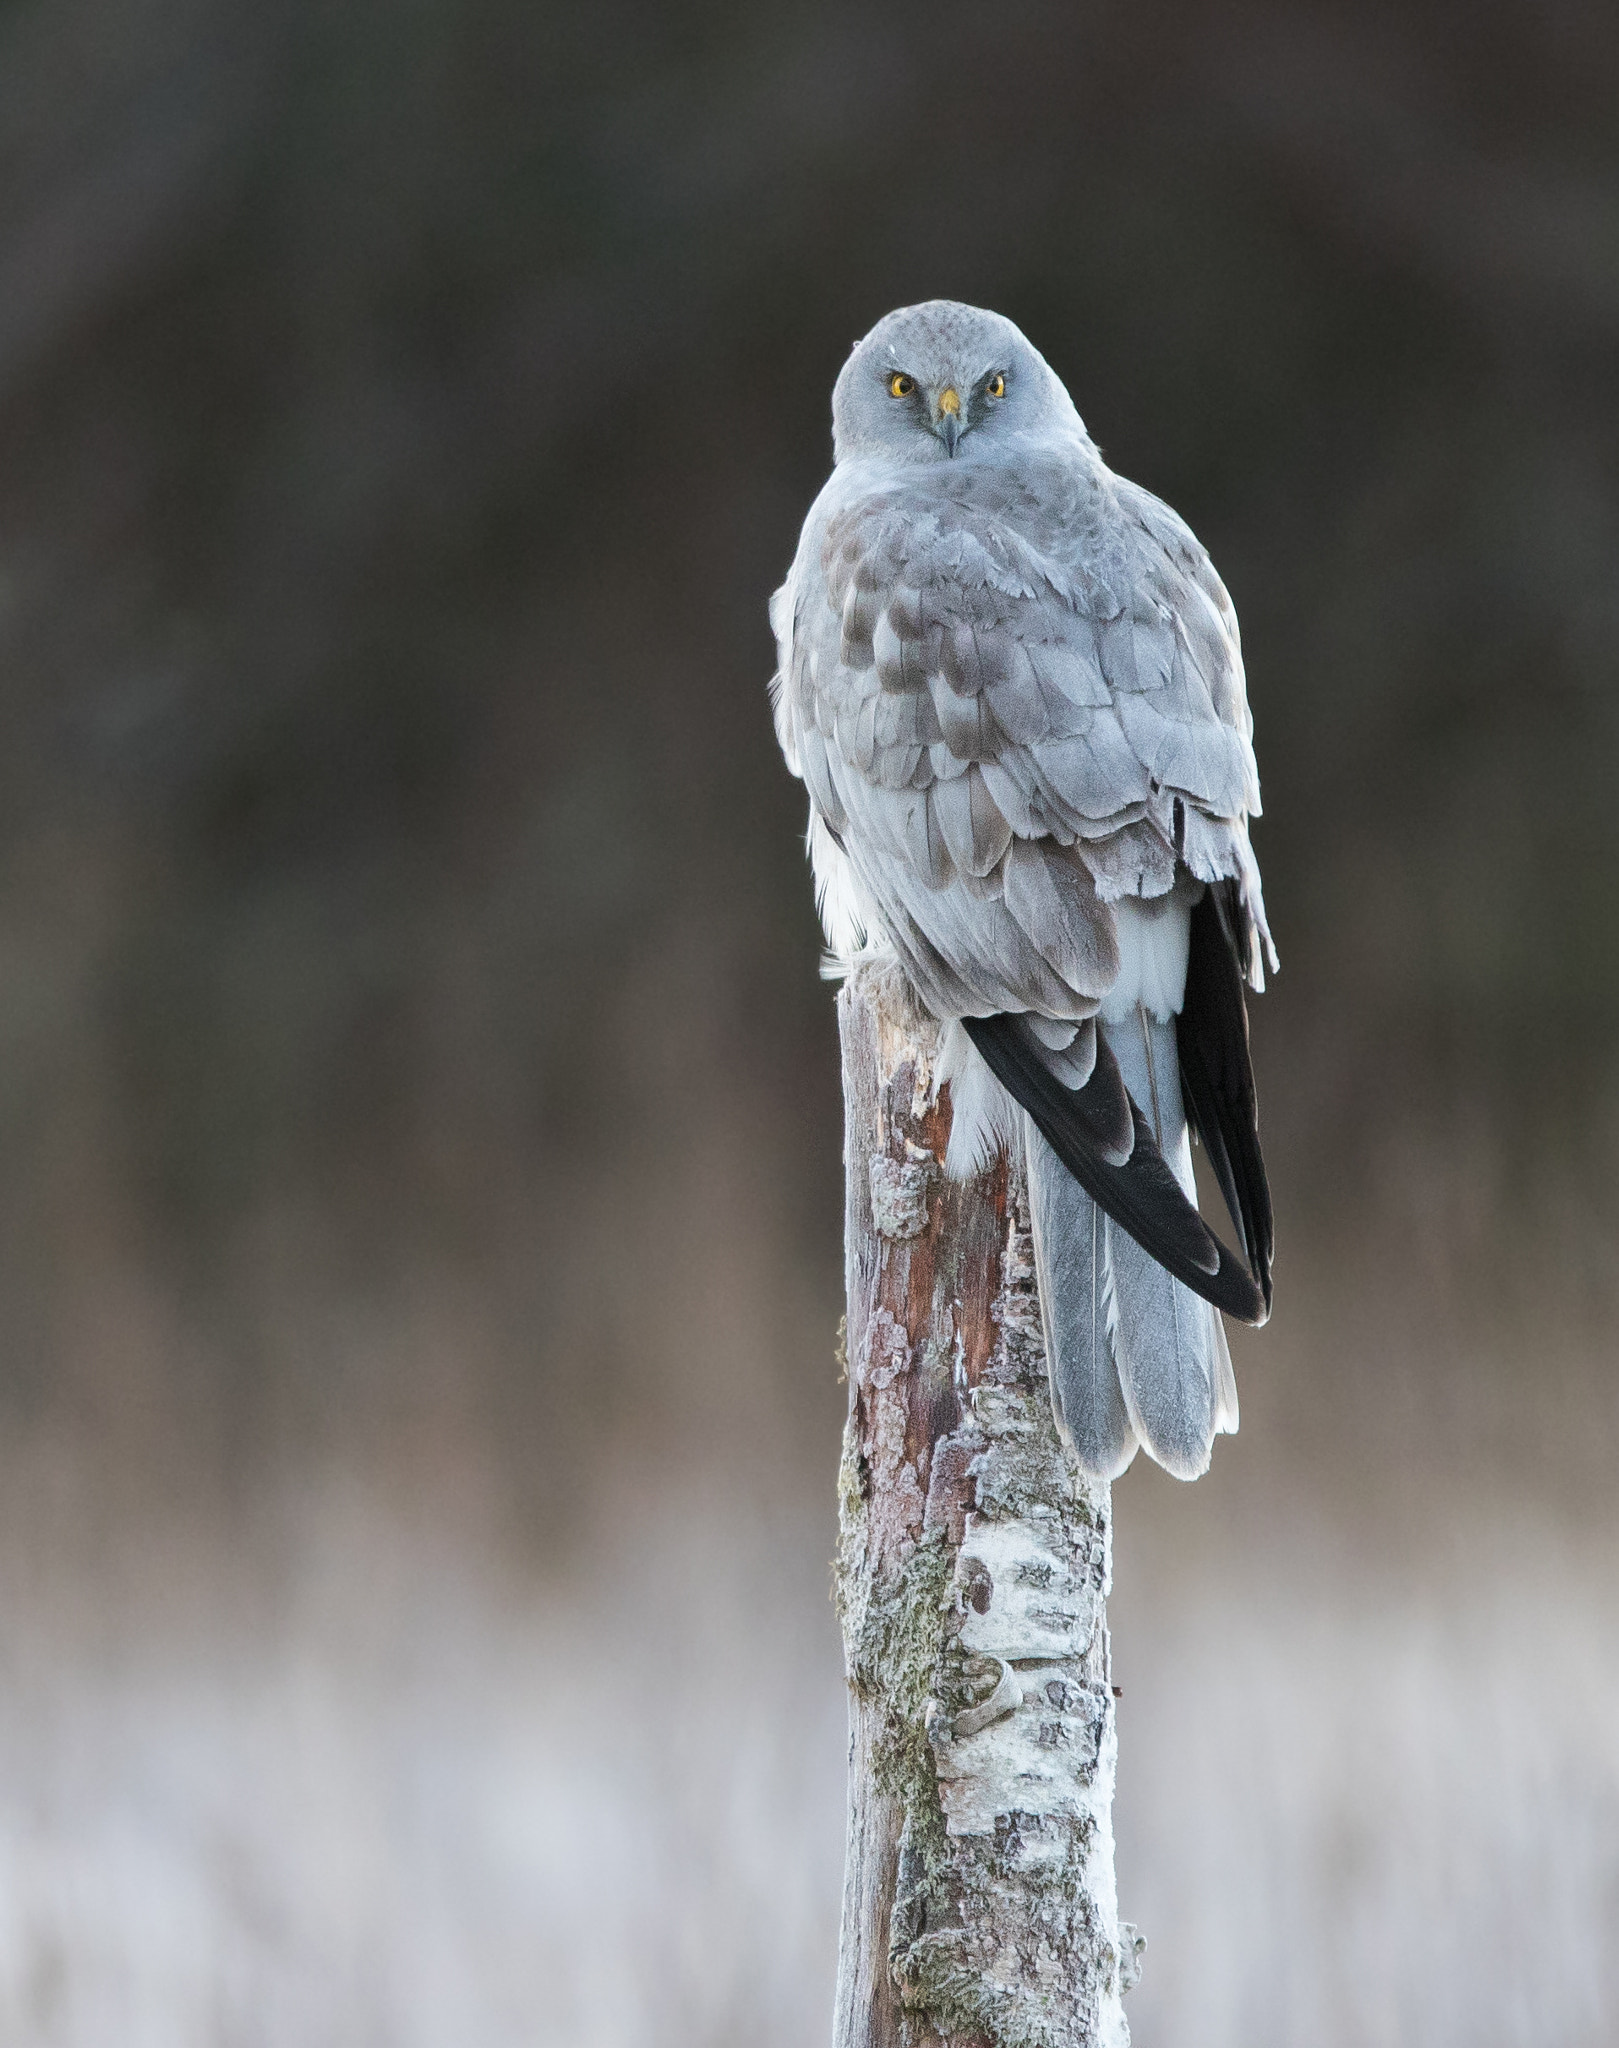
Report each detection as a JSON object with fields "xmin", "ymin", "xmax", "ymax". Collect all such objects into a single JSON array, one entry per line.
[{"xmin": 833, "ymin": 960, "xmax": 1143, "ymax": 2048}]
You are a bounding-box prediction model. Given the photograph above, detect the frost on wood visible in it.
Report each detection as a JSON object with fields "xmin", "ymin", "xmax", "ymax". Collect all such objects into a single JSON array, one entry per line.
[{"xmin": 833, "ymin": 959, "xmax": 1141, "ymax": 2048}]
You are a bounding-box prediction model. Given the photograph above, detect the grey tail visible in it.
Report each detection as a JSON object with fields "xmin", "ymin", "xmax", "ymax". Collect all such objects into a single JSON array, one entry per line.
[
  {"xmin": 1023, "ymin": 1110, "xmax": 1138, "ymax": 1481},
  {"xmin": 1021, "ymin": 1007, "xmax": 1236, "ymax": 1482},
  {"xmin": 1100, "ymin": 1007, "xmax": 1231, "ymax": 1479}
]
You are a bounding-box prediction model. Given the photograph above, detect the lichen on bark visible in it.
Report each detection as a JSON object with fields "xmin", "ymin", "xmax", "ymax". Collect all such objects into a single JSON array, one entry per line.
[{"xmin": 832, "ymin": 960, "xmax": 1138, "ymax": 2048}]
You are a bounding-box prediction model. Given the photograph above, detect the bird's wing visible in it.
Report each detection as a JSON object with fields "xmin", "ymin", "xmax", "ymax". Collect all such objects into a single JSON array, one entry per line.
[
  {"xmin": 772, "ymin": 447, "xmax": 1272, "ymax": 1323},
  {"xmin": 1106, "ymin": 475, "xmax": 1276, "ymax": 986},
  {"xmin": 774, "ymin": 450, "xmax": 1269, "ymax": 1012}
]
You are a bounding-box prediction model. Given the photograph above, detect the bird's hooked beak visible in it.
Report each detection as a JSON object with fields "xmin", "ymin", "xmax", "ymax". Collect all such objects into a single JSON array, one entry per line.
[{"xmin": 935, "ymin": 386, "xmax": 963, "ymax": 456}]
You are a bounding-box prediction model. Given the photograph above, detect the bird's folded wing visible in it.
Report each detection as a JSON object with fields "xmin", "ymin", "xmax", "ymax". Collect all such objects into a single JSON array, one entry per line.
[
  {"xmin": 771, "ymin": 452, "xmax": 1270, "ymax": 1014},
  {"xmin": 964, "ymin": 1014, "xmax": 1267, "ymax": 1324},
  {"xmin": 1177, "ymin": 879, "xmax": 1273, "ymax": 1316}
]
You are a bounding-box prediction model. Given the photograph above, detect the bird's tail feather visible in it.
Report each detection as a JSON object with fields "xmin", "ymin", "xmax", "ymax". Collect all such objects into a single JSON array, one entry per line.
[
  {"xmin": 1107, "ymin": 1227, "xmax": 1224, "ymax": 1479},
  {"xmin": 972, "ymin": 1013, "xmax": 1240, "ymax": 1484},
  {"xmin": 1023, "ymin": 1111, "xmax": 1137, "ymax": 1480},
  {"xmin": 1099, "ymin": 1009, "xmax": 1228, "ymax": 1479},
  {"xmin": 1211, "ymin": 1301, "xmax": 1239, "ymax": 1437}
]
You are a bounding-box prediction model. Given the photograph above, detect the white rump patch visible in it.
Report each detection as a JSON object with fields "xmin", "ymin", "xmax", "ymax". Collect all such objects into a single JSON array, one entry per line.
[{"xmin": 1098, "ymin": 886, "xmax": 1194, "ymax": 1023}]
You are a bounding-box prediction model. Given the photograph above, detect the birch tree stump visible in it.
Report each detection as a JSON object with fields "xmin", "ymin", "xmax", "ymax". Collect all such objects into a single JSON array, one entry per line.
[{"xmin": 833, "ymin": 958, "xmax": 1142, "ymax": 2048}]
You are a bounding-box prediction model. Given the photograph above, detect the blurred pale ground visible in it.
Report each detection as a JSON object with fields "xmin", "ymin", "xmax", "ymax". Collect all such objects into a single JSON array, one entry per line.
[{"xmin": 0, "ymin": 0, "xmax": 1616, "ymax": 2041}]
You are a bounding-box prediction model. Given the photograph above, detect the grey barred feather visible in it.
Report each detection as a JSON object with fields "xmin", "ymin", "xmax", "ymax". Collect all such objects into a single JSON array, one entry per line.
[
  {"xmin": 932, "ymin": 765, "xmax": 1013, "ymax": 877},
  {"xmin": 1078, "ymin": 817, "xmax": 1178, "ymax": 903},
  {"xmin": 1002, "ymin": 840, "xmax": 1117, "ymax": 997},
  {"xmin": 771, "ymin": 300, "xmax": 1274, "ymax": 1482},
  {"xmin": 1025, "ymin": 1114, "xmax": 1138, "ymax": 1480}
]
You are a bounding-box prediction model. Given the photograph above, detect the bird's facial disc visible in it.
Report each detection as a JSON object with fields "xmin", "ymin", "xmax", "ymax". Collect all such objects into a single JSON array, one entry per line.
[
  {"xmin": 831, "ymin": 302, "xmax": 1081, "ymax": 466},
  {"xmin": 882, "ymin": 368, "xmax": 1000, "ymax": 457}
]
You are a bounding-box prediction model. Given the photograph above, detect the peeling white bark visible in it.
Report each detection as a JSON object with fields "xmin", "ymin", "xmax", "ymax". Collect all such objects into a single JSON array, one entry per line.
[{"xmin": 833, "ymin": 960, "xmax": 1142, "ymax": 2048}]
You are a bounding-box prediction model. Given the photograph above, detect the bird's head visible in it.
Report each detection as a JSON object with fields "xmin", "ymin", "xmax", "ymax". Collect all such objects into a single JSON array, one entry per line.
[{"xmin": 830, "ymin": 300, "xmax": 1082, "ymax": 467}]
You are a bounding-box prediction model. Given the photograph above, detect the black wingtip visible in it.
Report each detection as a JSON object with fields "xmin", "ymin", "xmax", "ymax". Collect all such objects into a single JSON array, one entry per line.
[
  {"xmin": 1178, "ymin": 879, "xmax": 1274, "ymax": 1316},
  {"xmin": 963, "ymin": 1012, "xmax": 1268, "ymax": 1325}
]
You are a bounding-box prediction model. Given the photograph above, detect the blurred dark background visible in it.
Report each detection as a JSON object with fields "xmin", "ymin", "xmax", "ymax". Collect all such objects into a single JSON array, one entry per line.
[{"xmin": 0, "ymin": 0, "xmax": 1615, "ymax": 2041}]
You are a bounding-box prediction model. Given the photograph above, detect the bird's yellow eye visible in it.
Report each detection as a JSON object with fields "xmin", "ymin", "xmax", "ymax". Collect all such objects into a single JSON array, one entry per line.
[
  {"xmin": 986, "ymin": 373, "xmax": 1006, "ymax": 399},
  {"xmin": 888, "ymin": 372, "xmax": 915, "ymax": 398}
]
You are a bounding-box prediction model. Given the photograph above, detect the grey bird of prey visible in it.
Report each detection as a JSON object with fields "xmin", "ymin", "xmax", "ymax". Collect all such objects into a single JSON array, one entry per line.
[{"xmin": 770, "ymin": 301, "xmax": 1276, "ymax": 1481}]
